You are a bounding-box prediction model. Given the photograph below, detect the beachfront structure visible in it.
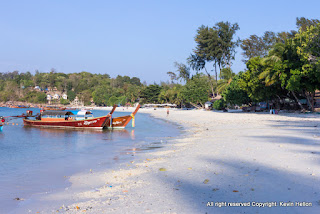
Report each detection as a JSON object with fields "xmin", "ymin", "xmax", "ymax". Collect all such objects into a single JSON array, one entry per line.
[
  {"xmin": 46, "ymin": 95, "xmax": 52, "ymax": 101},
  {"xmin": 34, "ymin": 86, "xmax": 41, "ymax": 91},
  {"xmin": 53, "ymin": 94, "xmax": 60, "ymax": 100},
  {"xmin": 143, "ymin": 103, "xmax": 177, "ymax": 108},
  {"xmin": 70, "ymin": 96, "xmax": 84, "ymax": 107},
  {"xmin": 62, "ymin": 93, "xmax": 68, "ymax": 100},
  {"xmin": 205, "ymin": 101, "xmax": 212, "ymax": 110}
]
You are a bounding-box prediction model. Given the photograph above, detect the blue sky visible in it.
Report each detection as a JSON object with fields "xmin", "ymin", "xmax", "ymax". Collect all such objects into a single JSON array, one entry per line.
[{"xmin": 1, "ymin": 0, "xmax": 319, "ymax": 83}]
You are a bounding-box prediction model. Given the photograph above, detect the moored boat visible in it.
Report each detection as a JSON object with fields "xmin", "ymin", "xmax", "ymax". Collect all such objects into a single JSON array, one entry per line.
[
  {"xmin": 23, "ymin": 105, "xmax": 117, "ymax": 129},
  {"xmin": 106, "ymin": 104, "xmax": 140, "ymax": 128},
  {"xmin": 10, "ymin": 105, "xmax": 29, "ymax": 108},
  {"xmin": 43, "ymin": 106, "xmax": 66, "ymax": 111}
]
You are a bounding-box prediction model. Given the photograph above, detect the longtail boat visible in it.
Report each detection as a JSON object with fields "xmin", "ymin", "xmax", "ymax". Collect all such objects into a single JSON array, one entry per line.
[
  {"xmin": 43, "ymin": 106, "xmax": 66, "ymax": 111},
  {"xmin": 10, "ymin": 105, "xmax": 29, "ymax": 108},
  {"xmin": 23, "ymin": 105, "xmax": 117, "ymax": 129},
  {"xmin": 106, "ymin": 104, "xmax": 140, "ymax": 129}
]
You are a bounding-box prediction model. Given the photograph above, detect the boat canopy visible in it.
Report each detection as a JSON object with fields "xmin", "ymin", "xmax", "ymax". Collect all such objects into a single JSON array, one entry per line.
[
  {"xmin": 77, "ymin": 110, "xmax": 92, "ymax": 116},
  {"xmin": 41, "ymin": 111, "xmax": 74, "ymax": 116}
]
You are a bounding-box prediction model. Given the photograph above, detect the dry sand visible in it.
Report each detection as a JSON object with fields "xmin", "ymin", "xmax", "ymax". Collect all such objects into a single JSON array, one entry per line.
[{"xmin": 17, "ymin": 108, "xmax": 320, "ymax": 213}]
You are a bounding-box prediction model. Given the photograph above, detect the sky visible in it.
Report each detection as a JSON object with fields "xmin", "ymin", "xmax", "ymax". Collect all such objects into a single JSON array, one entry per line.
[{"xmin": 1, "ymin": 0, "xmax": 320, "ymax": 84}]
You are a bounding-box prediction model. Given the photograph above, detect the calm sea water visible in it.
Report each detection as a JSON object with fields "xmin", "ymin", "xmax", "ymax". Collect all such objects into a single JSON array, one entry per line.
[{"xmin": 0, "ymin": 107, "xmax": 181, "ymax": 213}]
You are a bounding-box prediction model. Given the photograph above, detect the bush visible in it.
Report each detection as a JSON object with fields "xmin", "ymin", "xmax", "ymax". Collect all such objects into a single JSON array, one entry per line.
[
  {"xmin": 60, "ymin": 98, "xmax": 70, "ymax": 105},
  {"xmin": 213, "ymin": 99, "xmax": 226, "ymax": 110}
]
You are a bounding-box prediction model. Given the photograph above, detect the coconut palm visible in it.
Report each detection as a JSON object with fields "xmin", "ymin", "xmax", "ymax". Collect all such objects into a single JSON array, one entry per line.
[
  {"xmin": 216, "ymin": 67, "xmax": 235, "ymax": 93},
  {"xmin": 258, "ymin": 43, "xmax": 285, "ymax": 86}
]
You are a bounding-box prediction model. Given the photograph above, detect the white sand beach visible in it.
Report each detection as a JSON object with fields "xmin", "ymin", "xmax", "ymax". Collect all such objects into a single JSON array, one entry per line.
[{"xmin": 16, "ymin": 108, "xmax": 320, "ymax": 213}]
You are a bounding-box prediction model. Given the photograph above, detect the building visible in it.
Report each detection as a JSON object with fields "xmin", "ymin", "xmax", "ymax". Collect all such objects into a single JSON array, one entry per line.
[
  {"xmin": 70, "ymin": 96, "xmax": 84, "ymax": 107},
  {"xmin": 46, "ymin": 94, "xmax": 52, "ymax": 101},
  {"xmin": 53, "ymin": 94, "xmax": 60, "ymax": 100},
  {"xmin": 62, "ymin": 93, "xmax": 68, "ymax": 100}
]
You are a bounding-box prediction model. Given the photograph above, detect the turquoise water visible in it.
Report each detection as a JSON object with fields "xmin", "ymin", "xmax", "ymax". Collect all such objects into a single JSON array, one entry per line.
[{"xmin": 0, "ymin": 107, "xmax": 181, "ymax": 213}]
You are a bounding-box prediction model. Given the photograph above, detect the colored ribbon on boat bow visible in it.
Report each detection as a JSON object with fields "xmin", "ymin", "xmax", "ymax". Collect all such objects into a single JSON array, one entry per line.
[{"xmin": 130, "ymin": 113, "xmax": 135, "ymax": 127}]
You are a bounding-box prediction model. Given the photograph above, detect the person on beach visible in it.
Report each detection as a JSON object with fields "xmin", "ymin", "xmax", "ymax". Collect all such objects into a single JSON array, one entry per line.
[{"xmin": 167, "ymin": 108, "xmax": 169, "ymax": 116}]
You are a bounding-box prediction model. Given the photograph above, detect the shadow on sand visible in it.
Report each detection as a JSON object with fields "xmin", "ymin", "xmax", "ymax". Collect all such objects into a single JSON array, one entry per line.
[{"xmin": 152, "ymin": 116, "xmax": 320, "ymax": 213}]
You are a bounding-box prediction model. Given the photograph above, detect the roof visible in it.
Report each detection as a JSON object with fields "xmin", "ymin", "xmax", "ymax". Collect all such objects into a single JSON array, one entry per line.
[
  {"xmin": 210, "ymin": 95, "xmax": 222, "ymax": 102},
  {"xmin": 77, "ymin": 110, "xmax": 92, "ymax": 116},
  {"xmin": 41, "ymin": 111, "xmax": 74, "ymax": 116}
]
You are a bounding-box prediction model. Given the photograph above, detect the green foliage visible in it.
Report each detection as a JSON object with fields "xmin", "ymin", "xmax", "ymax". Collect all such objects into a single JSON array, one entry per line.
[
  {"xmin": 140, "ymin": 84, "xmax": 162, "ymax": 104},
  {"xmin": 67, "ymin": 90, "xmax": 76, "ymax": 101},
  {"xmin": 126, "ymin": 84, "xmax": 140, "ymax": 103},
  {"xmin": 180, "ymin": 73, "xmax": 210, "ymax": 107},
  {"xmin": 216, "ymin": 68, "xmax": 235, "ymax": 93},
  {"xmin": 237, "ymin": 57, "xmax": 285, "ymax": 102},
  {"xmin": 213, "ymin": 99, "xmax": 226, "ymax": 110},
  {"xmin": 117, "ymin": 96, "xmax": 127, "ymax": 106},
  {"xmin": 296, "ymin": 17, "xmax": 320, "ymax": 31},
  {"xmin": 92, "ymin": 86, "xmax": 110, "ymax": 106},
  {"xmin": 60, "ymin": 98, "xmax": 70, "ymax": 105},
  {"xmin": 158, "ymin": 84, "xmax": 183, "ymax": 105},
  {"xmin": 108, "ymin": 96, "xmax": 118, "ymax": 106},
  {"xmin": 188, "ymin": 21, "xmax": 240, "ymax": 93},
  {"xmin": 23, "ymin": 91, "xmax": 47, "ymax": 103},
  {"xmin": 222, "ymin": 74, "xmax": 250, "ymax": 105},
  {"xmin": 36, "ymin": 92, "xmax": 47, "ymax": 103}
]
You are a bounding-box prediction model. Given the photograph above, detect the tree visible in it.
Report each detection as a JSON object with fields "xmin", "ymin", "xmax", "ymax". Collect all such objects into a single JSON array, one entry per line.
[
  {"xmin": 188, "ymin": 21, "xmax": 240, "ymax": 94},
  {"xmin": 284, "ymin": 24, "xmax": 320, "ymax": 110},
  {"xmin": 60, "ymin": 98, "xmax": 70, "ymax": 105},
  {"xmin": 92, "ymin": 86, "xmax": 110, "ymax": 106},
  {"xmin": 296, "ymin": 17, "xmax": 320, "ymax": 31},
  {"xmin": 222, "ymin": 73, "xmax": 250, "ymax": 106},
  {"xmin": 180, "ymin": 73, "xmax": 211, "ymax": 108},
  {"xmin": 140, "ymin": 84, "xmax": 162, "ymax": 103},
  {"xmin": 174, "ymin": 62, "xmax": 190, "ymax": 82},
  {"xmin": 238, "ymin": 57, "xmax": 282, "ymax": 102},
  {"xmin": 107, "ymin": 96, "xmax": 117, "ymax": 106},
  {"xmin": 216, "ymin": 67, "xmax": 235, "ymax": 93},
  {"xmin": 241, "ymin": 31, "xmax": 280, "ymax": 62},
  {"xmin": 215, "ymin": 21, "xmax": 240, "ymax": 68},
  {"xmin": 126, "ymin": 84, "xmax": 140, "ymax": 103},
  {"xmin": 130, "ymin": 77, "xmax": 141, "ymax": 86},
  {"xmin": 167, "ymin": 71, "xmax": 177, "ymax": 83},
  {"xmin": 67, "ymin": 90, "xmax": 76, "ymax": 101}
]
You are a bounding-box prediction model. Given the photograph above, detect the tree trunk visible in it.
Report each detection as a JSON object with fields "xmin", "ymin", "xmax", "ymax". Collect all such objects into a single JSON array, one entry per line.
[
  {"xmin": 291, "ymin": 91, "xmax": 305, "ymax": 111},
  {"xmin": 204, "ymin": 67, "xmax": 215, "ymax": 97},
  {"xmin": 214, "ymin": 61, "xmax": 218, "ymax": 84},
  {"xmin": 305, "ymin": 91, "xmax": 314, "ymax": 111},
  {"xmin": 190, "ymin": 102, "xmax": 202, "ymax": 109}
]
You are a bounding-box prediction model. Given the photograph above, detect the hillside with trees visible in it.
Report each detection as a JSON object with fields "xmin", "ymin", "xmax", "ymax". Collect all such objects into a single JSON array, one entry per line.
[{"xmin": 1, "ymin": 17, "xmax": 320, "ymax": 111}]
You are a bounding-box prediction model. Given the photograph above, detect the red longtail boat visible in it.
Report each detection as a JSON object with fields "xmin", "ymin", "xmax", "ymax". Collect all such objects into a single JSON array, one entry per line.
[{"xmin": 23, "ymin": 105, "xmax": 117, "ymax": 129}]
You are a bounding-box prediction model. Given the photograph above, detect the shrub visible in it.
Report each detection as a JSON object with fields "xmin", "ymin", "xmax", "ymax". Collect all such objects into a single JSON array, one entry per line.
[{"xmin": 213, "ymin": 99, "xmax": 226, "ymax": 110}]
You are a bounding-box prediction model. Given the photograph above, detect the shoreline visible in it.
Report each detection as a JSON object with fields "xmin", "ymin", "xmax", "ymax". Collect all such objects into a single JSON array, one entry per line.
[
  {"xmin": 13, "ymin": 109, "xmax": 320, "ymax": 213},
  {"xmin": 7, "ymin": 109, "xmax": 182, "ymax": 214}
]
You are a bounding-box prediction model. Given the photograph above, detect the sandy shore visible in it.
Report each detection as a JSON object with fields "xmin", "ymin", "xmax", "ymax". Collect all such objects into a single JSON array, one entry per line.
[{"xmin": 16, "ymin": 108, "xmax": 320, "ymax": 213}]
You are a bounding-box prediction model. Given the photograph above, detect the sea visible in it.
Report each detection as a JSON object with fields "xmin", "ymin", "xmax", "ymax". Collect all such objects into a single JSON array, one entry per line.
[{"xmin": 0, "ymin": 107, "xmax": 182, "ymax": 213}]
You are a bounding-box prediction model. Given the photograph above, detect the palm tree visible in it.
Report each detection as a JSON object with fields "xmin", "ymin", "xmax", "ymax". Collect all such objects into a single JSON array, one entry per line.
[
  {"xmin": 258, "ymin": 43, "xmax": 285, "ymax": 86},
  {"xmin": 216, "ymin": 67, "xmax": 235, "ymax": 93}
]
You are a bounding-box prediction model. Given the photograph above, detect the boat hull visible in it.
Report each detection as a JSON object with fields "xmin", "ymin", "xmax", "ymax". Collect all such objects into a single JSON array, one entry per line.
[
  {"xmin": 43, "ymin": 107, "xmax": 66, "ymax": 111},
  {"xmin": 23, "ymin": 115, "xmax": 110, "ymax": 129},
  {"xmin": 106, "ymin": 115, "xmax": 132, "ymax": 128},
  {"xmin": 105, "ymin": 104, "xmax": 140, "ymax": 129}
]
